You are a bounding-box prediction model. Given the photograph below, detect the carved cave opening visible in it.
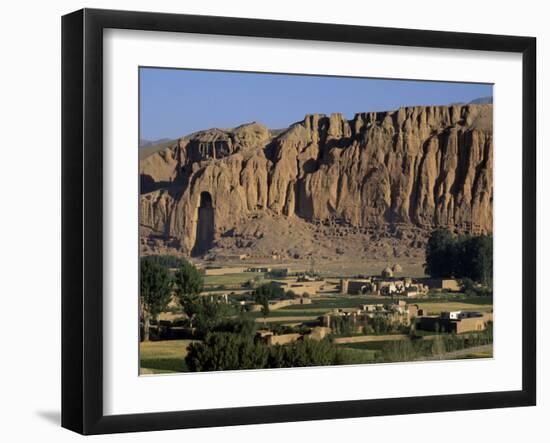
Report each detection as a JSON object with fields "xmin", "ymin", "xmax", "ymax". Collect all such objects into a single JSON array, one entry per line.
[{"xmin": 192, "ymin": 191, "xmax": 215, "ymax": 257}]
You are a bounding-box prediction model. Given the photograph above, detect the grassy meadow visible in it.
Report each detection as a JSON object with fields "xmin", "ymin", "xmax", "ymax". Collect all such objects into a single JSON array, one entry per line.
[{"xmin": 139, "ymin": 339, "xmax": 196, "ymax": 374}]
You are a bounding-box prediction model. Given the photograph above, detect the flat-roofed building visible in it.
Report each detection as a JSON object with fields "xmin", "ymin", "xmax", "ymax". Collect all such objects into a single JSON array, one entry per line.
[
  {"xmin": 343, "ymin": 278, "xmax": 373, "ymax": 295},
  {"xmin": 417, "ymin": 311, "xmax": 489, "ymax": 334},
  {"xmin": 420, "ymin": 278, "xmax": 461, "ymax": 291}
]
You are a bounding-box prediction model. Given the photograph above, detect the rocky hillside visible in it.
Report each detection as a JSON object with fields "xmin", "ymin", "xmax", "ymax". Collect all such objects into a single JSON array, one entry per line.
[{"xmin": 140, "ymin": 104, "xmax": 493, "ymax": 261}]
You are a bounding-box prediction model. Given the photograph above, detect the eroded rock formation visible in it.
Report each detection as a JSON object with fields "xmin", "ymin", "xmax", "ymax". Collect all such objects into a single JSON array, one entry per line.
[{"xmin": 140, "ymin": 104, "xmax": 493, "ymax": 259}]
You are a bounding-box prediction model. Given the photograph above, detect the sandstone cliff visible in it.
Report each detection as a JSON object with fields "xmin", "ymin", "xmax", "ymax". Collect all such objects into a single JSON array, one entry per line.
[{"xmin": 139, "ymin": 104, "xmax": 493, "ymax": 260}]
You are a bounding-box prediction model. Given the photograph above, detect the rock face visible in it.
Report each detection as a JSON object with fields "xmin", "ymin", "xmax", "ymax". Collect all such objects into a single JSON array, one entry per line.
[{"xmin": 140, "ymin": 105, "xmax": 493, "ymax": 260}]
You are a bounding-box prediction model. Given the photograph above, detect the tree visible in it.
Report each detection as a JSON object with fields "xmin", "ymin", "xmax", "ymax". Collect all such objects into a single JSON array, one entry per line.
[
  {"xmin": 213, "ymin": 314, "xmax": 257, "ymax": 336},
  {"xmin": 193, "ymin": 298, "xmax": 233, "ymax": 337},
  {"xmin": 424, "ymin": 227, "xmax": 455, "ymax": 277},
  {"xmin": 371, "ymin": 315, "xmax": 392, "ymax": 334},
  {"xmin": 267, "ymin": 268, "xmax": 288, "ymax": 278},
  {"xmin": 424, "ymin": 228, "xmax": 493, "ymax": 286},
  {"xmin": 252, "ymin": 282, "xmax": 285, "ymax": 301},
  {"xmin": 461, "ymin": 277, "xmax": 476, "ymax": 295},
  {"xmin": 186, "ymin": 333, "xmax": 269, "ymax": 371},
  {"xmin": 285, "ymin": 290, "xmax": 297, "ymax": 299},
  {"xmin": 242, "ymin": 279, "xmax": 255, "ymax": 289},
  {"xmin": 430, "ymin": 334, "xmax": 446, "ymax": 359},
  {"xmin": 463, "ymin": 235, "xmax": 493, "ymax": 286},
  {"xmin": 260, "ymin": 297, "xmax": 270, "ymax": 326},
  {"xmin": 268, "ymin": 339, "xmax": 339, "ymax": 368},
  {"xmin": 140, "ymin": 257, "xmax": 172, "ymax": 341},
  {"xmin": 185, "ymin": 334, "xmax": 359, "ymax": 372},
  {"xmin": 173, "ymin": 259, "xmax": 204, "ymax": 328},
  {"xmin": 408, "ymin": 319, "xmax": 417, "ymax": 338},
  {"xmin": 381, "ymin": 340, "xmax": 419, "ymax": 362}
]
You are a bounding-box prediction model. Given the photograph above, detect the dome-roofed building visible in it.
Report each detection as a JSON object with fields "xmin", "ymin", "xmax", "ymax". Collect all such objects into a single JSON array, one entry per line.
[
  {"xmin": 381, "ymin": 266, "xmax": 394, "ymax": 278},
  {"xmin": 392, "ymin": 263, "xmax": 403, "ymax": 274}
]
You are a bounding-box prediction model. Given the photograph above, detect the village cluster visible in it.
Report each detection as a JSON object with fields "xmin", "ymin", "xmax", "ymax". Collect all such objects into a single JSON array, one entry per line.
[{"xmin": 199, "ymin": 264, "xmax": 492, "ymax": 347}]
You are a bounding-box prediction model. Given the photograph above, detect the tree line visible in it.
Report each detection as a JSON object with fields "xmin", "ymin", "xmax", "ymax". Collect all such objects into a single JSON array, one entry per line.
[
  {"xmin": 140, "ymin": 255, "xmax": 206, "ymax": 341},
  {"xmin": 185, "ymin": 329, "xmax": 355, "ymax": 371},
  {"xmin": 424, "ymin": 228, "xmax": 493, "ymax": 286},
  {"xmin": 381, "ymin": 324, "xmax": 493, "ymax": 362}
]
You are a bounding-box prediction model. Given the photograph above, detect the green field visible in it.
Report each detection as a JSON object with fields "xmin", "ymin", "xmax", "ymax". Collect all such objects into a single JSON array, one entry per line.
[
  {"xmin": 338, "ymin": 340, "xmax": 397, "ymax": 352},
  {"xmin": 139, "ymin": 339, "xmax": 197, "ymax": 374},
  {"xmin": 280, "ymin": 295, "xmax": 492, "ymax": 312},
  {"xmin": 281, "ymin": 296, "xmax": 379, "ymax": 310},
  {"xmin": 203, "ymin": 272, "xmax": 265, "ymax": 287},
  {"xmin": 337, "ymin": 347, "xmax": 379, "ymax": 364},
  {"xmin": 416, "ymin": 301, "xmax": 492, "ymax": 315},
  {"xmin": 141, "ymin": 287, "xmax": 492, "ymax": 372},
  {"xmin": 247, "ymin": 310, "xmax": 322, "ymax": 318},
  {"xmin": 418, "ymin": 295, "xmax": 493, "ymax": 305},
  {"xmin": 247, "ymin": 295, "xmax": 493, "ymax": 324}
]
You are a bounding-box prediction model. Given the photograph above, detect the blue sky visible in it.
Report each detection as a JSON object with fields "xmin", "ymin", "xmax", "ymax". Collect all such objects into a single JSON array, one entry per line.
[{"xmin": 139, "ymin": 67, "xmax": 492, "ymax": 141}]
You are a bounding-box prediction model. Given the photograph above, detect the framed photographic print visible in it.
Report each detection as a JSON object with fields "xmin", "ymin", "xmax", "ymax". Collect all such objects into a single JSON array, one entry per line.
[{"xmin": 61, "ymin": 8, "xmax": 536, "ymax": 435}]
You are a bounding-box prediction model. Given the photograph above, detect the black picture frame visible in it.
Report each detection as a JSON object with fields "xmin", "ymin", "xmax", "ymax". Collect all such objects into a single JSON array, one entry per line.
[{"xmin": 62, "ymin": 8, "xmax": 537, "ymax": 435}]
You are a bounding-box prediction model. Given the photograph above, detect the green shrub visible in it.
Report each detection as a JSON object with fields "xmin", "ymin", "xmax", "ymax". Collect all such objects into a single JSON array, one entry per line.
[
  {"xmin": 186, "ymin": 334, "xmax": 364, "ymax": 371},
  {"xmin": 186, "ymin": 333, "xmax": 269, "ymax": 371}
]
